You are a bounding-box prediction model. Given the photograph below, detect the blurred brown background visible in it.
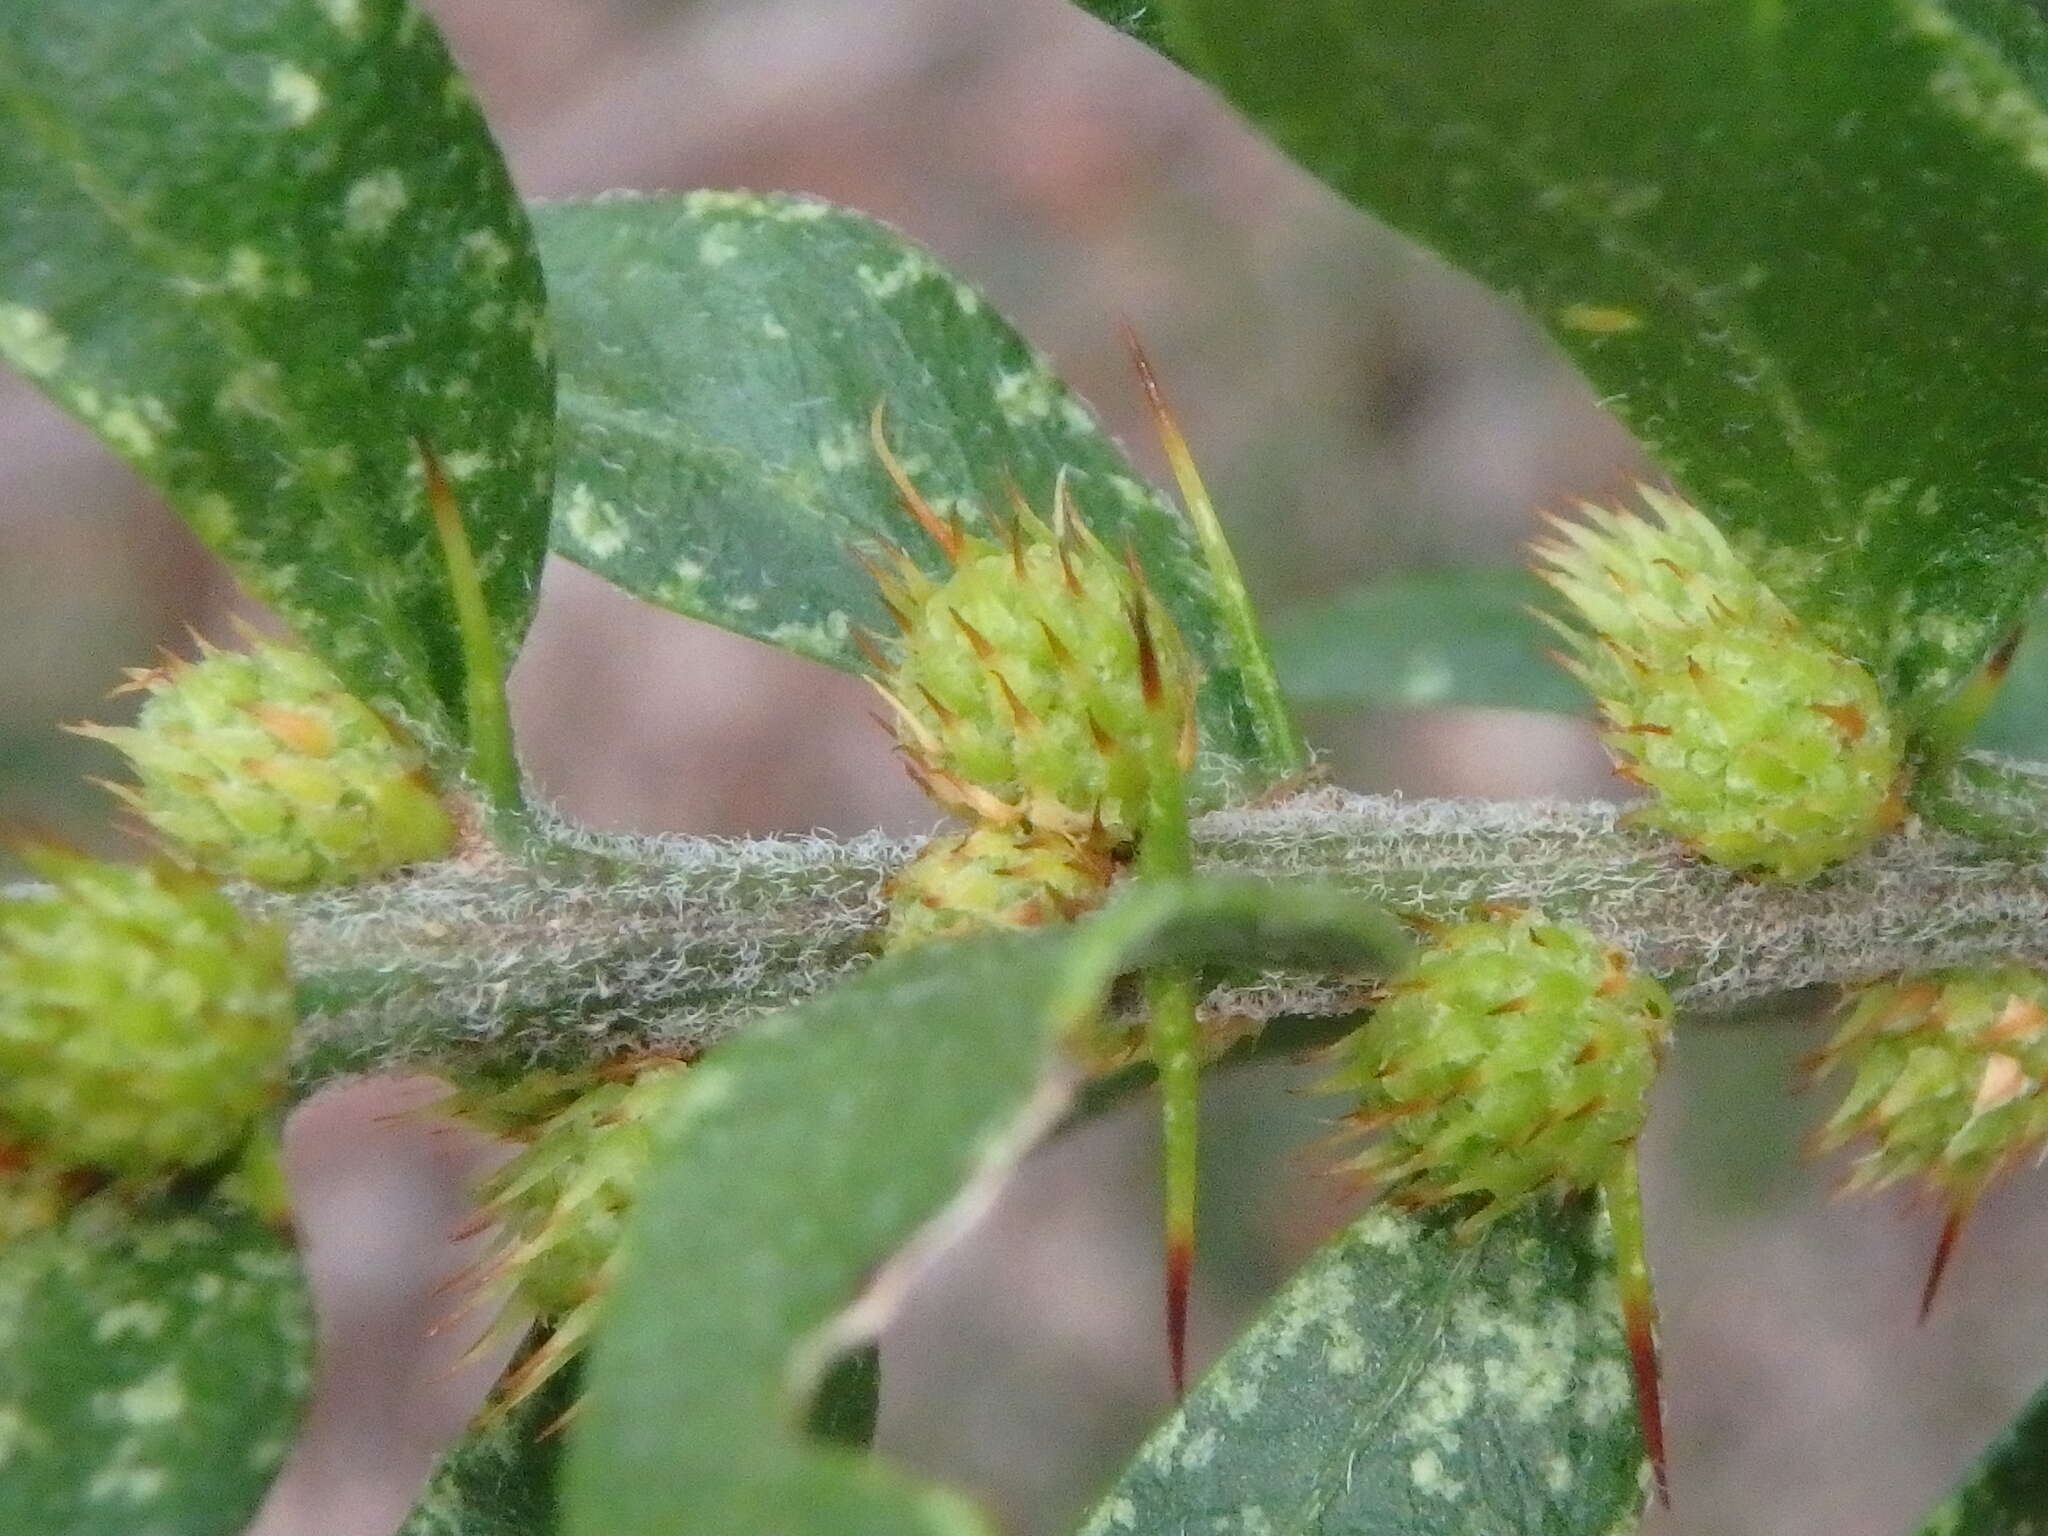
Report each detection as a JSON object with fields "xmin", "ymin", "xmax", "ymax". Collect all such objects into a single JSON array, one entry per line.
[{"xmin": 4, "ymin": 2, "xmax": 2045, "ymax": 1532}]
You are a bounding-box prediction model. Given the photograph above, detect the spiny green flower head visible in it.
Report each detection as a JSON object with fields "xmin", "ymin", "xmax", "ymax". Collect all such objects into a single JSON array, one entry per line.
[
  {"xmin": 1532, "ymin": 489, "xmax": 1903, "ymax": 883},
  {"xmin": 76, "ymin": 633, "xmax": 456, "ymax": 889},
  {"xmin": 1812, "ymin": 964, "xmax": 2048, "ymax": 1204},
  {"xmin": 466, "ymin": 1060, "xmax": 688, "ymax": 1407},
  {"xmin": 884, "ymin": 823, "xmax": 1115, "ymax": 953},
  {"xmin": 865, "ymin": 422, "xmax": 1197, "ymax": 842},
  {"xmin": 1325, "ymin": 909, "xmax": 1673, "ymax": 1236},
  {"xmin": 0, "ymin": 850, "xmax": 292, "ymax": 1182}
]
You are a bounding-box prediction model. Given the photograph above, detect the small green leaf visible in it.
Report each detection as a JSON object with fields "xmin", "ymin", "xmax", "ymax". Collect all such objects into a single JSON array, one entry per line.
[
  {"xmin": 1269, "ymin": 568, "xmax": 1583, "ymax": 716},
  {"xmin": 1082, "ymin": 0, "xmax": 2048, "ymax": 727},
  {"xmin": 562, "ymin": 879, "xmax": 1410, "ymax": 1536},
  {"xmin": 397, "ymin": 1351, "xmax": 576, "ymax": 1536},
  {"xmin": 0, "ymin": 0, "xmax": 554, "ymax": 744},
  {"xmin": 1907, "ymin": 1375, "xmax": 2048, "ymax": 1534},
  {"xmin": 1082, "ymin": 1200, "xmax": 1647, "ymax": 1536},
  {"xmin": 0, "ymin": 1195, "xmax": 313, "ymax": 1536},
  {"xmin": 535, "ymin": 192, "xmax": 1285, "ymax": 788}
]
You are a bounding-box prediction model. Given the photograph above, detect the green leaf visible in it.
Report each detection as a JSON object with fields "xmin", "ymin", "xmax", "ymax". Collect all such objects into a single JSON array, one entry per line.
[
  {"xmin": 1082, "ymin": 1200, "xmax": 1647, "ymax": 1536},
  {"xmin": 1081, "ymin": 0, "xmax": 2048, "ymax": 727},
  {"xmin": 562, "ymin": 879, "xmax": 1411, "ymax": 1536},
  {"xmin": 0, "ymin": 1195, "xmax": 313, "ymax": 1536},
  {"xmin": 1908, "ymin": 1375, "xmax": 2048, "ymax": 1534},
  {"xmin": 535, "ymin": 192, "xmax": 1286, "ymax": 788},
  {"xmin": 0, "ymin": 0, "xmax": 554, "ymax": 744},
  {"xmin": 1269, "ymin": 568, "xmax": 1583, "ymax": 716},
  {"xmin": 397, "ymin": 1350, "xmax": 576, "ymax": 1536}
]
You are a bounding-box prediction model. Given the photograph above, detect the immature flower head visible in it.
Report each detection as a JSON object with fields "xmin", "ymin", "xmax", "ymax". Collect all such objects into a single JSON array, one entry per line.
[
  {"xmin": 1812, "ymin": 965, "xmax": 2048, "ymax": 1206},
  {"xmin": 863, "ymin": 414, "xmax": 1197, "ymax": 842},
  {"xmin": 884, "ymin": 823, "xmax": 1114, "ymax": 953},
  {"xmin": 0, "ymin": 851, "xmax": 292, "ymax": 1182},
  {"xmin": 1533, "ymin": 490, "xmax": 1903, "ymax": 882},
  {"xmin": 1324, "ymin": 908, "xmax": 1673, "ymax": 1235},
  {"xmin": 76, "ymin": 633, "xmax": 456, "ymax": 889},
  {"xmin": 461, "ymin": 1060, "xmax": 688, "ymax": 1407}
]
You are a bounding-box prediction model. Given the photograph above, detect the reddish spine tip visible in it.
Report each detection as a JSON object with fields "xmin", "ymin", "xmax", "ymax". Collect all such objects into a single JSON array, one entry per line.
[
  {"xmin": 1165, "ymin": 1236, "xmax": 1193, "ymax": 1400},
  {"xmin": 1621, "ymin": 1293, "xmax": 1672, "ymax": 1509},
  {"xmin": 1919, "ymin": 1204, "xmax": 1972, "ymax": 1323}
]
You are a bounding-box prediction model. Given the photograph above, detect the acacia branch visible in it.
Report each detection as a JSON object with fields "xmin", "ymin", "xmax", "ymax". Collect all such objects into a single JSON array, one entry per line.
[{"xmin": 267, "ymin": 773, "xmax": 2048, "ymax": 1093}]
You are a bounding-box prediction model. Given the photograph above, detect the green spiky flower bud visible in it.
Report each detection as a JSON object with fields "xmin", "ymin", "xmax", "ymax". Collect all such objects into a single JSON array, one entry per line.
[
  {"xmin": 464, "ymin": 1060, "xmax": 688, "ymax": 1406},
  {"xmin": 1325, "ymin": 908, "xmax": 1673, "ymax": 1235},
  {"xmin": 1812, "ymin": 965, "xmax": 2048, "ymax": 1205},
  {"xmin": 884, "ymin": 823, "xmax": 1114, "ymax": 953},
  {"xmin": 1534, "ymin": 490, "xmax": 1903, "ymax": 882},
  {"xmin": 77, "ymin": 635, "xmax": 456, "ymax": 889},
  {"xmin": 865, "ymin": 430, "xmax": 1197, "ymax": 841},
  {"xmin": 0, "ymin": 852, "xmax": 292, "ymax": 1182}
]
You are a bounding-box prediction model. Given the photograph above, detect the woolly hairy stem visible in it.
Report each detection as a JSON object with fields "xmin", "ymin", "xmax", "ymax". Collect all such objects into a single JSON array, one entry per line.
[{"xmin": 241, "ymin": 775, "xmax": 2048, "ymax": 1092}]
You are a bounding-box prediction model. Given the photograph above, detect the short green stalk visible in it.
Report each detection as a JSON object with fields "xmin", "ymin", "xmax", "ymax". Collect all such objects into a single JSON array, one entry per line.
[{"xmin": 419, "ymin": 441, "xmax": 523, "ymax": 820}]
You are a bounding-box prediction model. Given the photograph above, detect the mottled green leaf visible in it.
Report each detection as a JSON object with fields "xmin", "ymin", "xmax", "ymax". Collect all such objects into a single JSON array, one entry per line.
[
  {"xmin": 1079, "ymin": 0, "xmax": 2048, "ymax": 727},
  {"xmin": 1912, "ymin": 750, "xmax": 2048, "ymax": 854},
  {"xmin": 1270, "ymin": 568, "xmax": 1583, "ymax": 716},
  {"xmin": 397, "ymin": 1351, "xmax": 576, "ymax": 1536},
  {"xmin": 563, "ymin": 879, "xmax": 1410, "ymax": 1536},
  {"xmin": 535, "ymin": 192, "xmax": 1284, "ymax": 789},
  {"xmin": 0, "ymin": 1196, "xmax": 313, "ymax": 1536},
  {"xmin": 1908, "ymin": 1375, "xmax": 2048, "ymax": 1534},
  {"xmin": 1082, "ymin": 1200, "xmax": 1647, "ymax": 1536},
  {"xmin": 0, "ymin": 0, "xmax": 554, "ymax": 743}
]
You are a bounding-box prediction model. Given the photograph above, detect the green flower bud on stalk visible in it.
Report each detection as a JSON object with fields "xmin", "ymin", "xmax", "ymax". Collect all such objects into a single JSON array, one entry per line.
[
  {"xmin": 863, "ymin": 413, "xmax": 1197, "ymax": 843},
  {"xmin": 1533, "ymin": 490, "xmax": 1903, "ymax": 882},
  {"xmin": 0, "ymin": 851, "xmax": 292, "ymax": 1184},
  {"xmin": 75, "ymin": 634, "xmax": 456, "ymax": 889},
  {"xmin": 456, "ymin": 1060, "xmax": 689, "ymax": 1408},
  {"xmin": 1811, "ymin": 963, "xmax": 2048, "ymax": 1315},
  {"xmin": 883, "ymin": 823, "xmax": 1114, "ymax": 953}
]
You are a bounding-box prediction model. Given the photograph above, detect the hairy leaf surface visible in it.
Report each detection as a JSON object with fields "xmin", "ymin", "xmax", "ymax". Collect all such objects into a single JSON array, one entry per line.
[
  {"xmin": 562, "ymin": 879, "xmax": 1411, "ymax": 1536},
  {"xmin": 1082, "ymin": 1200, "xmax": 1647, "ymax": 1536},
  {"xmin": 1079, "ymin": 0, "xmax": 2048, "ymax": 725},
  {"xmin": 1270, "ymin": 568, "xmax": 1582, "ymax": 717},
  {"xmin": 0, "ymin": 0, "xmax": 554, "ymax": 742},
  {"xmin": 0, "ymin": 1198, "xmax": 312, "ymax": 1536},
  {"xmin": 536, "ymin": 192, "xmax": 1288, "ymax": 788}
]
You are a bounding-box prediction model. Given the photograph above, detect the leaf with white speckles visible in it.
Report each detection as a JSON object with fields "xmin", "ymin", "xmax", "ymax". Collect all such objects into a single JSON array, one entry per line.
[
  {"xmin": 1269, "ymin": 568, "xmax": 1584, "ymax": 717},
  {"xmin": 535, "ymin": 192, "xmax": 1290, "ymax": 793},
  {"xmin": 562, "ymin": 879, "xmax": 1410, "ymax": 1536},
  {"xmin": 0, "ymin": 1195, "xmax": 313, "ymax": 1536},
  {"xmin": 1076, "ymin": 0, "xmax": 2048, "ymax": 729},
  {"xmin": 0, "ymin": 0, "xmax": 554, "ymax": 748},
  {"xmin": 1081, "ymin": 1200, "xmax": 1648, "ymax": 1536},
  {"xmin": 397, "ymin": 1349, "xmax": 575, "ymax": 1536},
  {"xmin": 1906, "ymin": 1373, "xmax": 2048, "ymax": 1534}
]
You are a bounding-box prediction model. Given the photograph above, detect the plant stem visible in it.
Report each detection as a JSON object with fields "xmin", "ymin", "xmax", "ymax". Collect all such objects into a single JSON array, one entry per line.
[
  {"xmin": 1603, "ymin": 1153, "xmax": 1668, "ymax": 1508},
  {"xmin": 1125, "ymin": 330, "xmax": 1308, "ymax": 779},
  {"xmin": 180, "ymin": 765, "xmax": 2048, "ymax": 1092},
  {"xmin": 418, "ymin": 441, "xmax": 522, "ymax": 820}
]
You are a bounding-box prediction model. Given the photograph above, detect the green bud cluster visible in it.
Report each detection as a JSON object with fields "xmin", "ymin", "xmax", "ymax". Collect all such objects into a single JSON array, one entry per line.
[
  {"xmin": 1534, "ymin": 490, "xmax": 1902, "ymax": 882},
  {"xmin": 1325, "ymin": 908, "xmax": 1673, "ymax": 1235},
  {"xmin": 884, "ymin": 823, "xmax": 1114, "ymax": 953},
  {"xmin": 0, "ymin": 851, "xmax": 292, "ymax": 1187},
  {"xmin": 866, "ymin": 427, "xmax": 1196, "ymax": 845},
  {"xmin": 78, "ymin": 634, "xmax": 456, "ymax": 889},
  {"xmin": 462, "ymin": 1060, "xmax": 689, "ymax": 1406},
  {"xmin": 1812, "ymin": 964, "xmax": 2048, "ymax": 1205}
]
